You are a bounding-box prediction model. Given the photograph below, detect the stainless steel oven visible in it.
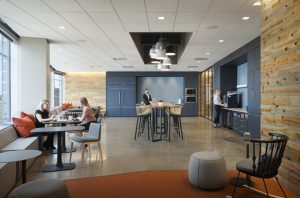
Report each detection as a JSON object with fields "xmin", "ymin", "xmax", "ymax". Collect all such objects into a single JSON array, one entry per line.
[{"xmin": 185, "ymin": 96, "xmax": 197, "ymax": 103}]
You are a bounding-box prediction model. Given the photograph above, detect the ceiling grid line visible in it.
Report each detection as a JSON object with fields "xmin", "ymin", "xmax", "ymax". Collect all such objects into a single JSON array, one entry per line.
[
  {"xmin": 4, "ymin": 0, "xmax": 104, "ymax": 68},
  {"xmin": 6, "ymin": 0, "xmax": 111, "ymax": 69},
  {"xmin": 0, "ymin": 0, "xmax": 260, "ymax": 72},
  {"xmin": 177, "ymin": 0, "xmax": 214, "ymax": 66},
  {"xmin": 40, "ymin": 0, "xmax": 118, "ymax": 68},
  {"xmin": 172, "ymin": 0, "xmax": 179, "ymax": 32}
]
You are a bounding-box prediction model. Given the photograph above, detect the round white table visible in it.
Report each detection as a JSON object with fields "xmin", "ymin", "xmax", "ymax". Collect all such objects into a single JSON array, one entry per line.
[{"xmin": 0, "ymin": 150, "xmax": 41, "ymax": 183}]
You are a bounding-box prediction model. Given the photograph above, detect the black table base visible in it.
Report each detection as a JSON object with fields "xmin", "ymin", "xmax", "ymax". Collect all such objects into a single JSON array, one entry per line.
[
  {"xmin": 51, "ymin": 148, "xmax": 76, "ymax": 154},
  {"xmin": 41, "ymin": 163, "xmax": 76, "ymax": 172}
]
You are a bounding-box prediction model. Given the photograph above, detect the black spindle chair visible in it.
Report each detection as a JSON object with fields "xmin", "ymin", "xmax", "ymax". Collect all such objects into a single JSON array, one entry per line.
[{"xmin": 232, "ymin": 132, "xmax": 289, "ymax": 198}]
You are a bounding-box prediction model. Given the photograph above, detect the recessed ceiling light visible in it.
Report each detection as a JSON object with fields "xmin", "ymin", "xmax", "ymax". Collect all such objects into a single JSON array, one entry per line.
[
  {"xmin": 113, "ymin": 57, "xmax": 127, "ymax": 61},
  {"xmin": 253, "ymin": 1, "xmax": 261, "ymax": 6},
  {"xmin": 188, "ymin": 66, "xmax": 199, "ymax": 69},
  {"xmin": 242, "ymin": 16, "xmax": 250, "ymax": 20},
  {"xmin": 123, "ymin": 66, "xmax": 134, "ymax": 69},
  {"xmin": 205, "ymin": 52, "xmax": 210, "ymax": 55},
  {"xmin": 218, "ymin": 39, "xmax": 224, "ymax": 43},
  {"xmin": 206, "ymin": 25, "xmax": 218, "ymax": 30},
  {"xmin": 151, "ymin": 60, "xmax": 160, "ymax": 64},
  {"xmin": 77, "ymin": 39, "xmax": 86, "ymax": 43},
  {"xmin": 194, "ymin": 58, "xmax": 208, "ymax": 62},
  {"xmin": 158, "ymin": 16, "xmax": 165, "ymax": 20},
  {"xmin": 58, "ymin": 26, "xmax": 65, "ymax": 29}
]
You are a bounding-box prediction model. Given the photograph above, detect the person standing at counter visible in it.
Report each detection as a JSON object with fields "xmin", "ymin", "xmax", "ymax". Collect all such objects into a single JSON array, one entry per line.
[
  {"xmin": 143, "ymin": 89, "xmax": 152, "ymax": 105},
  {"xmin": 213, "ymin": 90, "xmax": 223, "ymax": 128}
]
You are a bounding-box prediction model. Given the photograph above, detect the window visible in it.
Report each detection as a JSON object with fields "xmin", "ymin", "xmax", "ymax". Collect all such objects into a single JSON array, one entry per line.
[
  {"xmin": 0, "ymin": 34, "xmax": 11, "ymax": 123},
  {"xmin": 51, "ymin": 71, "xmax": 64, "ymax": 107}
]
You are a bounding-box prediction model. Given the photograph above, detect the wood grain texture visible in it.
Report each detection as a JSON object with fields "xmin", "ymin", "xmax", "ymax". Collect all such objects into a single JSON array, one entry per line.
[
  {"xmin": 261, "ymin": 0, "xmax": 300, "ymax": 195},
  {"xmin": 64, "ymin": 72, "xmax": 106, "ymax": 109}
]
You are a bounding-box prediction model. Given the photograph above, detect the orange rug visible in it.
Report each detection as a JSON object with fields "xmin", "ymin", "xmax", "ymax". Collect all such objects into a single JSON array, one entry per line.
[{"xmin": 64, "ymin": 170, "xmax": 296, "ymax": 198}]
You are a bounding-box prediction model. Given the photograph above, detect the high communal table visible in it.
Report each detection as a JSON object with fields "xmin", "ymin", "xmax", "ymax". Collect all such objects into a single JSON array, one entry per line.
[
  {"xmin": 0, "ymin": 150, "xmax": 41, "ymax": 183},
  {"xmin": 31, "ymin": 126, "xmax": 84, "ymax": 172},
  {"xmin": 42, "ymin": 119, "xmax": 82, "ymax": 153},
  {"xmin": 150, "ymin": 102, "xmax": 173, "ymax": 142}
]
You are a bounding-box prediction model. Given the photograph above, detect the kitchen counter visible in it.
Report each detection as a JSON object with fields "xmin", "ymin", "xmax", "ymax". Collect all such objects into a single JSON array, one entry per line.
[{"xmin": 223, "ymin": 108, "xmax": 247, "ymax": 113}]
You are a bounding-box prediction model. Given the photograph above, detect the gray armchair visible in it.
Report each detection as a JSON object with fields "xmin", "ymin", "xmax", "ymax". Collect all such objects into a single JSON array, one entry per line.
[{"xmin": 69, "ymin": 123, "xmax": 103, "ymax": 167}]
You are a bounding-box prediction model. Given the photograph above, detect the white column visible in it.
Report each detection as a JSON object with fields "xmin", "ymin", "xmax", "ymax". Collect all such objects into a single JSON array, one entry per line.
[{"xmin": 11, "ymin": 37, "xmax": 50, "ymax": 117}]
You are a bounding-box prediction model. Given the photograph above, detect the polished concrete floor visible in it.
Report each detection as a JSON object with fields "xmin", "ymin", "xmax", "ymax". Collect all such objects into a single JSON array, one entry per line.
[{"xmin": 27, "ymin": 117, "xmax": 246, "ymax": 181}]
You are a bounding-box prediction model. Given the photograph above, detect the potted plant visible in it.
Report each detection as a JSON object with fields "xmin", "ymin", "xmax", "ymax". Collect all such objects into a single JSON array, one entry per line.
[{"xmin": 158, "ymin": 100, "xmax": 163, "ymax": 106}]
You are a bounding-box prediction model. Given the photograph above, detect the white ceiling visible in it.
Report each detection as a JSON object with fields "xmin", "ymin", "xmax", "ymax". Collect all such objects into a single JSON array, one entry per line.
[{"xmin": 0, "ymin": 0, "xmax": 260, "ymax": 72}]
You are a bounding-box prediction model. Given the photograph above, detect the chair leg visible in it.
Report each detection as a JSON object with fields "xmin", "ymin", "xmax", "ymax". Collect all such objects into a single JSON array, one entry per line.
[
  {"xmin": 135, "ymin": 116, "xmax": 139, "ymax": 140},
  {"xmin": 69, "ymin": 142, "xmax": 73, "ymax": 162},
  {"xmin": 147, "ymin": 117, "xmax": 150, "ymax": 140},
  {"xmin": 88, "ymin": 144, "xmax": 91, "ymax": 159},
  {"xmin": 275, "ymin": 176, "xmax": 287, "ymax": 198},
  {"xmin": 262, "ymin": 178, "xmax": 270, "ymax": 197},
  {"xmin": 98, "ymin": 142, "xmax": 103, "ymax": 161},
  {"xmin": 138, "ymin": 117, "xmax": 142, "ymax": 137},
  {"xmin": 81, "ymin": 143, "xmax": 85, "ymax": 168},
  {"xmin": 232, "ymin": 171, "xmax": 241, "ymax": 198},
  {"xmin": 247, "ymin": 175, "xmax": 252, "ymax": 186},
  {"xmin": 179, "ymin": 117, "xmax": 183, "ymax": 140}
]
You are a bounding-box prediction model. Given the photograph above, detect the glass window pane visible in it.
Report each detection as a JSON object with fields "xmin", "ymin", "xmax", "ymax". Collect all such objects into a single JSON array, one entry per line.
[{"xmin": 0, "ymin": 34, "xmax": 11, "ymax": 123}]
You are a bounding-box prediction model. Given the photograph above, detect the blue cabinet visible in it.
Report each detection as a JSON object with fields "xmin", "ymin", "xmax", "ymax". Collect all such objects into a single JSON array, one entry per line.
[
  {"xmin": 247, "ymin": 47, "xmax": 261, "ymax": 139},
  {"xmin": 107, "ymin": 83, "xmax": 136, "ymax": 117},
  {"xmin": 106, "ymin": 73, "xmax": 136, "ymax": 117},
  {"xmin": 247, "ymin": 113, "xmax": 260, "ymax": 139}
]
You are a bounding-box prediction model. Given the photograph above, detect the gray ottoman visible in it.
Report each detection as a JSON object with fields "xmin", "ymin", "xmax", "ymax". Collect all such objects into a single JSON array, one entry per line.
[
  {"xmin": 188, "ymin": 151, "xmax": 227, "ymax": 190},
  {"xmin": 9, "ymin": 178, "xmax": 69, "ymax": 198}
]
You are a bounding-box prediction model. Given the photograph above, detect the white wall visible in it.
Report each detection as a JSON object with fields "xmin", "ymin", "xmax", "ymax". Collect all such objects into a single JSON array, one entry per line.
[{"xmin": 11, "ymin": 37, "xmax": 50, "ymax": 117}]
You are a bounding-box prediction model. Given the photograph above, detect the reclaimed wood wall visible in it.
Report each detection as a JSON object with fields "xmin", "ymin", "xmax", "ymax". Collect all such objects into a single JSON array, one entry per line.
[
  {"xmin": 64, "ymin": 72, "xmax": 106, "ymax": 108},
  {"xmin": 261, "ymin": 0, "xmax": 300, "ymax": 194}
]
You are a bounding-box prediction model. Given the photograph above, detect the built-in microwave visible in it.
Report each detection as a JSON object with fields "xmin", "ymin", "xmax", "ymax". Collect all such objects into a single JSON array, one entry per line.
[
  {"xmin": 185, "ymin": 96, "xmax": 197, "ymax": 103},
  {"xmin": 185, "ymin": 88, "xmax": 197, "ymax": 95}
]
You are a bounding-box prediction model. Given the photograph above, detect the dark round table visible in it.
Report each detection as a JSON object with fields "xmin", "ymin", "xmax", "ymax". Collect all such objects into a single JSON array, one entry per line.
[{"xmin": 224, "ymin": 136, "xmax": 254, "ymax": 187}]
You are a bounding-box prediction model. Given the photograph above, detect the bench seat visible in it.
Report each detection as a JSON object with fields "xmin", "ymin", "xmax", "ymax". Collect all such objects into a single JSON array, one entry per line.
[{"xmin": 0, "ymin": 125, "xmax": 39, "ymax": 197}]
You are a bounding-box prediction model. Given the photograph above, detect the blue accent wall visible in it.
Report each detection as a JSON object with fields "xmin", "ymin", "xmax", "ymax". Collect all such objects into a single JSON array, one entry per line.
[
  {"xmin": 137, "ymin": 77, "xmax": 184, "ymax": 104},
  {"xmin": 106, "ymin": 72, "xmax": 199, "ymax": 116}
]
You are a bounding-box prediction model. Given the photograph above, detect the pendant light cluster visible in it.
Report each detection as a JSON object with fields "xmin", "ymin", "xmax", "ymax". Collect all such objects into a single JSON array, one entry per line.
[{"xmin": 149, "ymin": 37, "xmax": 175, "ymax": 71}]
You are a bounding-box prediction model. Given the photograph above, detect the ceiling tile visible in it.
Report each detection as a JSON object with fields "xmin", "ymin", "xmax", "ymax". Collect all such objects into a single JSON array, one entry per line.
[
  {"xmin": 8, "ymin": 0, "xmax": 53, "ymax": 13},
  {"xmin": 77, "ymin": 0, "xmax": 114, "ymax": 13},
  {"xmin": 111, "ymin": 0, "xmax": 146, "ymax": 13},
  {"xmin": 42, "ymin": 0, "xmax": 84, "ymax": 13},
  {"xmin": 208, "ymin": 0, "xmax": 248, "ymax": 13},
  {"xmin": 118, "ymin": 13, "xmax": 148, "ymax": 24},
  {"xmin": 178, "ymin": 0, "xmax": 212, "ymax": 13},
  {"xmin": 145, "ymin": 0, "xmax": 178, "ymax": 13}
]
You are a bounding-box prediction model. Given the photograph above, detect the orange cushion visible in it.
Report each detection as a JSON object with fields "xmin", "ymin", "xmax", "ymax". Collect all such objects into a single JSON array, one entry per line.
[
  {"xmin": 61, "ymin": 103, "xmax": 68, "ymax": 111},
  {"xmin": 20, "ymin": 111, "xmax": 35, "ymax": 122},
  {"xmin": 12, "ymin": 116, "xmax": 35, "ymax": 138},
  {"xmin": 61, "ymin": 102, "xmax": 73, "ymax": 111}
]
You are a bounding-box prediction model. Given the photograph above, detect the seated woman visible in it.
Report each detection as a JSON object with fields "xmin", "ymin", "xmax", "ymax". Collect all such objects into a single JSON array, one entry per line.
[
  {"xmin": 34, "ymin": 99, "xmax": 55, "ymax": 151},
  {"xmin": 77, "ymin": 97, "xmax": 96, "ymax": 131}
]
